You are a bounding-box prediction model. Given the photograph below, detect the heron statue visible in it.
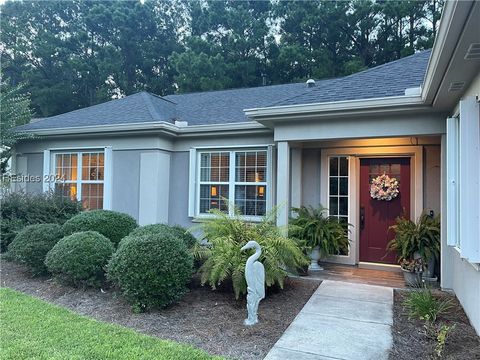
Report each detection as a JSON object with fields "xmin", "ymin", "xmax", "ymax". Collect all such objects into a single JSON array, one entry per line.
[{"xmin": 241, "ymin": 240, "xmax": 265, "ymax": 326}]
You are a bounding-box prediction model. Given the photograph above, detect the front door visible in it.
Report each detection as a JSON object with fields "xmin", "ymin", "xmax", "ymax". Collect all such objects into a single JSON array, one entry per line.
[{"xmin": 359, "ymin": 158, "xmax": 410, "ymax": 264}]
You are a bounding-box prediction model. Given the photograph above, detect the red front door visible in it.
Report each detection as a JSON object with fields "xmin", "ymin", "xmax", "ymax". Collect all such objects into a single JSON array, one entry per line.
[{"xmin": 359, "ymin": 158, "xmax": 410, "ymax": 264}]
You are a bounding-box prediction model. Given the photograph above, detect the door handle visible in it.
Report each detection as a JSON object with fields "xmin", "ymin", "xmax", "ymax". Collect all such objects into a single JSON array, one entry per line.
[{"xmin": 360, "ymin": 205, "xmax": 365, "ymax": 230}]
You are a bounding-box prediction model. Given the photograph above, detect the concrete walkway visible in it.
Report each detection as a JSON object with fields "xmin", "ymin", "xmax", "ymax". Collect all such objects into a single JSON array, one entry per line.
[{"xmin": 264, "ymin": 280, "xmax": 393, "ymax": 360}]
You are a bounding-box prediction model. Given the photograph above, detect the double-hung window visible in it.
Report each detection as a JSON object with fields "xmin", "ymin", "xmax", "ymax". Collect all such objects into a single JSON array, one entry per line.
[
  {"xmin": 197, "ymin": 149, "xmax": 268, "ymax": 218},
  {"xmin": 53, "ymin": 151, "xmax": 105, "ymax": 210}
]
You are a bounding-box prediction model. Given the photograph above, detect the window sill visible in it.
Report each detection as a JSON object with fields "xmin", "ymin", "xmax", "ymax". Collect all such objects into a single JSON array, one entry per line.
[{"xmin": 191, "ymin": 214, "xmax": 264, "ymax": 223}]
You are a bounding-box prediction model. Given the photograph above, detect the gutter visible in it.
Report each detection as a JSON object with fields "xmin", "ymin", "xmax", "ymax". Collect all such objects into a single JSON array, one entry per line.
[
  {"xmin": 244, "ymin": 95, "xmax": 427, "ymax": 122},
  {"xmin": 16, "ymin": 120, "xmax": 269, "ymax": 137}
]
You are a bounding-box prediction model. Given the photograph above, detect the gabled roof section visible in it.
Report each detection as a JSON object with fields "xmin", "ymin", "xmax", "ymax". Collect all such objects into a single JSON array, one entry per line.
[
  {"xmin": 16, "ymin": 91, "xmax": 177, "ymax": 131},
  {"xmin": 272, "ymin": 50, "xmax": 431, "ymax": 107}
]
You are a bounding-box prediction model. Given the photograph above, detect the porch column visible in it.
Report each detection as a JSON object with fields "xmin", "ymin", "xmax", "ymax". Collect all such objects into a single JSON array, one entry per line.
[{"xmin": 276, "ymin": 141, "xmax": 290, "ymax": 227}]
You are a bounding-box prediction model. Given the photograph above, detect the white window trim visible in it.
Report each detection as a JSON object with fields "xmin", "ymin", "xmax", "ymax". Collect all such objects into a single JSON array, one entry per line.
[
  {"xmin": 446, "ymin": 117, "xmax": 459, "ymax": 247},
  {"xmin": 43, "ymin": 147, "xmax": 112, "ymax": 210},
  {"xmin": 189, "ymin": 145, "xmax": 273, "ymax": 221}
]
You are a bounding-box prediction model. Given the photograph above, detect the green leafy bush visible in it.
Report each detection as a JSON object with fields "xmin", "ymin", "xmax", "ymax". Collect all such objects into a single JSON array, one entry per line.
[
  {"xmin": 290, "ymin": 205, "xmax": 351, "ymax": 257},
  {"xmin": 7, "ymin": 223, "xmax": 64, "ymax": 275},
  {"xmin": 387, "ymin": 213, "xmax": 441, "ymax": 263},
  {"xmin": 108, "ymin": 233, "xmax": 193, "ymax": 311},
  {"xmin": 403, "ymin": 287, "xmax": 453, "ymax": 323},
  {"xmin": 0, "ymin": 191, "xmax": 81, "ymax": 251},
  {"xmin": 128, "ymin": 223, "xmax": 197, "ymax": 249},
  {"xmin": 192, "ymin": 205, "xmax": 309, "ymax": 299},
  {"xmin": 63, "ymin": 210, "xmax": 137, "ymax": 246},
  {"xmin": 45, "ymin": 231, "xmax": 114, "ymax": 287}
]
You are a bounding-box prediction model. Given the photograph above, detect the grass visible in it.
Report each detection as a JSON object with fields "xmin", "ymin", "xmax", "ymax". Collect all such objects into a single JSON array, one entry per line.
[{"xmin": 0, "ymin": 288, "xmax": 221, "ymax": 360}]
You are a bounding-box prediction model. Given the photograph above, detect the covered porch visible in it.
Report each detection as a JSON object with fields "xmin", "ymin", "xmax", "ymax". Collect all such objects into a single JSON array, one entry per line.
[{"xmin": 275, "ymin": 125, "xmax": 444, "ymax": 271}]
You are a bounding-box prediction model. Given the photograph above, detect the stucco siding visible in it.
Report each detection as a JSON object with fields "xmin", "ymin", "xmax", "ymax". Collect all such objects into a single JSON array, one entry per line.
[
  {"xmin": 111, "ymin": 150, "xmax": 141, "ymax": 221},
  {"xmin": 168, "ymin": 151, "xmax": 193, "ymax": 228},
  {"xmin": 423, "ymin": 145, "xmax": 441, "ymax": 215}
]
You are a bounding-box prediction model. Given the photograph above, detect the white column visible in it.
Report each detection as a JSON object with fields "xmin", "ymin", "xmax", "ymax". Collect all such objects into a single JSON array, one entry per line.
[
  {"xmin": 290, "ymin": 148, "xmax": 302, "ymax": 209},
  {"xmin": 276, "ymin": 141, "xmax": 290, "ymax": 227}
]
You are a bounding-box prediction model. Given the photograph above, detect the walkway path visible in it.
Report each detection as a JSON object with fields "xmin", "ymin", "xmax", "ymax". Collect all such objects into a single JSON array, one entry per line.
[{"xmin": 264, "ymin": 280, "xmax": 393, "ymax": 360}]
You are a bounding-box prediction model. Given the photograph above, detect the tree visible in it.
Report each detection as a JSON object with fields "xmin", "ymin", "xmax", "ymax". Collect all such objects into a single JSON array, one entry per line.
[{"xmin": 0, "ymin": 81, "xmax": 32, "ymax": 174}]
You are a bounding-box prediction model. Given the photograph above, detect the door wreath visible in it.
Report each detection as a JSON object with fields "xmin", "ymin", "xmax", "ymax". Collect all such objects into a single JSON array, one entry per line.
[{"xmin": 370, "ymin": 173, "xmax": 399, "ymax": 201}]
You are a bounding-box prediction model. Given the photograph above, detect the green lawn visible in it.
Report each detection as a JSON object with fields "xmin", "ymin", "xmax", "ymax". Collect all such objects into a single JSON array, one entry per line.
[{"xmin": 0, "ymin": 288, "xmax": 221, "ymax": 360}]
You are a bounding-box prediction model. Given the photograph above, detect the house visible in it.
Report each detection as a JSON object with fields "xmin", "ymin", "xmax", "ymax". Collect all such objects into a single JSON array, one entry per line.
[{"xmin": 10, "ymin": 1, "xmax": 480, "ymax": 334}]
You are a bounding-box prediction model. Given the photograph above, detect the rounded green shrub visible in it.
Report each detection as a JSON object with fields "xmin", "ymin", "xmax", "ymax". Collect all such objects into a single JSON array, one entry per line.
[
  {"xmin": 7, "ymin": 223, "xmax": 64, "ymax": 275},
  {"xmin": 45, "ymin": 231, "xmax": 114, "ymax": 287},
  {"xmin": 62, "ymin": 210, "xmax": 137, "ymax": 246},
  {"xmin": 127, "ymin": 224, "xmax": 197, "ymax": 249},
  {"xmin": 108, "ymin": 233, "xmax": 193, "ymax": 311}
]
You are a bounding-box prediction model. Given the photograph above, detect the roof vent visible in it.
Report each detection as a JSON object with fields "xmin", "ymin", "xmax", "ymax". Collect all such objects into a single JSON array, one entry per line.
[
  {"xmin": 306, "ymin": 79, "xmax": 316, "ymax": 88},
  {"xmin": 448, "ymin": 81, "xmax": 466, "ymax": 92},
  {"xmin": 465, "ymin": 43, "xmax": 480, "ymax": 60},
  {"xmin": 175, "ymin": 120, "xmax": 188, "ymax": 127}
]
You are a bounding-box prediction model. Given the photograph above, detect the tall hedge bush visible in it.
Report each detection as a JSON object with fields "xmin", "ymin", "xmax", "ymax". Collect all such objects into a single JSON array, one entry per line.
[
  {"xmin": 0, "ymin": 191, "xmax": 81, "ymax": 251},
  {"xmin": 45, "ymin": 231, "xmax": 114, "ymax": 287},
  {"xmin": 128, "ymin": 224, "xmax": 197, "ymax": 249},
  {"xmin": 62, "ymin": 210, "xmax": 137, "ymax": 246},
  {"xmin": 7, "ymin": 223, "xmax": 64, "ymax": 275},
  {"xmin": 108, "ymin": 233, "xmax": 193, "ymax": 312}
]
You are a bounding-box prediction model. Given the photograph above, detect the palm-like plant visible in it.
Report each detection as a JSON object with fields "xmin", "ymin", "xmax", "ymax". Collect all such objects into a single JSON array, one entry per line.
[
  {"xmin": 387, "ymin": 213, "xmax": 441, "ymax": 264},
  {"xmin": 191, "ymin": 204, "xmax": 308, "ymax": 299},
  {"xmin": 289, "ymin": 205, "xmax": 351, "ymax": 257}
]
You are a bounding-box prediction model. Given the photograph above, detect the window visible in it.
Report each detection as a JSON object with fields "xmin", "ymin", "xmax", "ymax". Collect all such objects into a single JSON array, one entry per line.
[
  {"xmin": 328, "ymin": 156, "xmax": 349, "ymax": 223},
  {"xmin": 53, "ymin": 151, "xmax": 105, "ymax": 210},
  {"xmin": 328, "ymin": 156, "xmax": 349, "ymax": 255},
  {"xmin": 197, "ymin": 149, "xmax": 268, "ymax": 217}
]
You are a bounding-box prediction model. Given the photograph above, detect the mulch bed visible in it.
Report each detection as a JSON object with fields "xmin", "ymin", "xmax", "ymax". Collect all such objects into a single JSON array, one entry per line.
[
  {"xmin": 390, "ymin": 289, "xmax": 480, "ymax": 360},
  {"xmin": 0, "ymin": 259, "xmax": 320, "ymax": 360}
]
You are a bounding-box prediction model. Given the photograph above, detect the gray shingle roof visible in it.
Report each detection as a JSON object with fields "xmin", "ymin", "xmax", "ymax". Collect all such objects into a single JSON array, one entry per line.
[
  {"xmin": 273, "ymin": 50, "xmax": 431, "ymax": 106},
  {"xmin": 16, "ymin": 92, "xmax": 176, "ymax": 131},
  {"xmin": 17, "ymin": 50, "xmax": 431, "ymax": 131}
]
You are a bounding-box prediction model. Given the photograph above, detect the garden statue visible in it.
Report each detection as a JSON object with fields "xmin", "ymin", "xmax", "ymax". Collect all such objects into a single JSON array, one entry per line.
[{"xmin": 241, "ymin": 240, "xmax": 265, "ymax": 326}]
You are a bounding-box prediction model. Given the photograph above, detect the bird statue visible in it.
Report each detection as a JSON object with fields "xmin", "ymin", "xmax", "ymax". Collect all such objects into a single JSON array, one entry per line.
[{"xmin": 241, "ymin": 240, "xmax": 265, "ymax": 326}]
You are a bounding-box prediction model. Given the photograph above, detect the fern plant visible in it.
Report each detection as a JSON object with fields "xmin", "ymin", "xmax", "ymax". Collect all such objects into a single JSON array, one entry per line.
[
  {"xmin": 289, "ymin": 205, "xmax": 351, "ymax": 257},
  {"xmin": 191, "ymin": 204, "xmax": 309, "ymax": 299},
  {"xmin": 387, "ymin": 213, "xmax": 440, "ymax": 263}
]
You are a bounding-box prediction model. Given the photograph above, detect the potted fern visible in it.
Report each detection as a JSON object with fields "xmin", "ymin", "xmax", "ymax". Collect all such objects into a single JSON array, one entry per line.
[
  {"xmin": 387, "ymin": 213, "xmax": 440, "ymax": 284},
  {"xmin": 290, "ymin": 205, "xmax": 351, "ymax": 272}
]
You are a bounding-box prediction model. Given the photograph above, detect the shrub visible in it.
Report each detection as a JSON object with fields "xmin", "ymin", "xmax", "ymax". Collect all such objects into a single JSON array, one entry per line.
[
  {"xmin": 0, "ymin": 191, "xmax": 81, "ymax": 251},
  {"xmin": 108, "ymin": 233, "xmax": 193, "ymax": 311},
  {"xmin": 7, "ymin": 223, "xmax": 64, "ymax": 275},
  {"xmin": 192, "ymin": 204, "xmax": 309, "ymax": 299},
  {"xmin": 63, "ymin": 210, "xmax": 137, "ymax": 246},
  {"xmin": 127, "ymin": 223, "xmax": 197, "ymax": 249},
  {"xmin": 45, "ymin": 231, "xmax": 114, "ymax": 287},
  {"xmin": 403, "ymin": 287, "xmax": 453, "ymax": 323}
]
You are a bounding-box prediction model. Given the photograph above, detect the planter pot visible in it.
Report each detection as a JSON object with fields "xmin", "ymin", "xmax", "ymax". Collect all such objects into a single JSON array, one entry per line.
[
  {"xmin": 308, "ymin": 246, "xmax": 324, "ymax": 271},
  {"xmin": 423, "ymin": 257, "xmax": 435, "ymax": 278},
  {"xmin": 402, "ymin": 268, "xmax": 422, "ymax": 287}
]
